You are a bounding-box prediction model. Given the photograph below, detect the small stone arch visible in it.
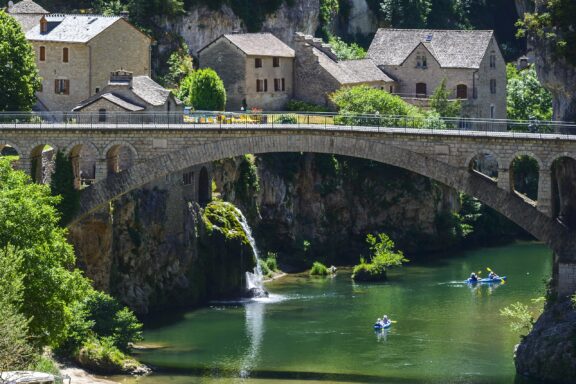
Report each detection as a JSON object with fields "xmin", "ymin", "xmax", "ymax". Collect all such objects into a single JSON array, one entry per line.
[
  {"xmin": 504, "ymin": 151, "xmax": 544, "ymax": 171},
  {"xmin": 198, "ymin": 166, "xmax": 211, "ymax": 206},
  {"xmin": 67, "ymin": 141, "xmax": 100, "ymax": 189},
  {"xmin": 550, "ymin": 155, "xmax": 576, "ymax": 228},
  {"xmin": 509, "ymin": 152, "xmax": 542, "ymax": 202},
  {"xmin": 29, "ymin": 142, "xmax": 58, "ymax": 184},
  {"xmin": 0, "ymin": 142, "xmax": 23, "ymax": 157},
  {"xmin": 103, "ymin": 141, "xmax": 138, "ymax": 175},
  {"xmin": 545, "ymin": 152, "xmax": 576, "ymax": 170},
  {"xmin": 465, "ymin": 149, "xmax": 500, "ymax": 179}
]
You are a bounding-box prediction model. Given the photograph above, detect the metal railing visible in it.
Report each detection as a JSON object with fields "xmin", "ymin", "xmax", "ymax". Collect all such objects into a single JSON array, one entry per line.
[{"xmin": 0, "ymin": 111, "xmax": 575, "ymax": 137}]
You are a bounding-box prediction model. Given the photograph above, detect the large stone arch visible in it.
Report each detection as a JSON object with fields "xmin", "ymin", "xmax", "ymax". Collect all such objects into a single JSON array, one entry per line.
[
  {"xmin": 74, "ymin": 134, "xmax": 576, "ymax": 256},
  {"xmin": 504, "ymin": 150, "xmax": 545, "ymax": 171}
]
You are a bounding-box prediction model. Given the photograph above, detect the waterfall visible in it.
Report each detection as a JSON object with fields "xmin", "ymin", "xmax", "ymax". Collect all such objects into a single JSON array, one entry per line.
[{"xmin": 233, "ymin": 207, "xmax": 268, "ymax": 298}]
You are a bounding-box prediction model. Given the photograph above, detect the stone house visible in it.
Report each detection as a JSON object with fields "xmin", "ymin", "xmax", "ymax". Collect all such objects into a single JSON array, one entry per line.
[
  {"xmin": 293, "ymin": 32, "xmax": 395, "ymax": 108},
  {"xmin": 72, "ymin": 70, "xmax": 183, "ymax": 121},
  {"xmin": 15, "ymin": 1, "xmax": 152, "ymax": 112},
  {"xmin": 368, "ymin": 29, "xmax": 507, "ymax": 119},
  {"xmin": 6, "ymin": 0, "xmax": 49, "ymax": 32},
  {"xmin": 198, "ymin": 33, "xmax": 295, "ymax": 111}
]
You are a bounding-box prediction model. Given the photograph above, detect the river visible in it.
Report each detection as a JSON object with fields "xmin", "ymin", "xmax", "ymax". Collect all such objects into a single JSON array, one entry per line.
[{"xmin": 113, "ymin": 242, "xmax": 551, "ymax": 383}]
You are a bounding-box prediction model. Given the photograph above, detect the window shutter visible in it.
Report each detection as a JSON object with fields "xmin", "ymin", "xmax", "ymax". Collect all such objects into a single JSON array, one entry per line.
[
  {"xmin": 64, "ymin": 80, "xmax": 70, "ymax": 95},
  {"xmin": 54, "ymin": 79, "xmax": 58, "ymax": 93},
  {"xmin": 264, "ymin": 79, "xmax": 268, "ymax": 92}
]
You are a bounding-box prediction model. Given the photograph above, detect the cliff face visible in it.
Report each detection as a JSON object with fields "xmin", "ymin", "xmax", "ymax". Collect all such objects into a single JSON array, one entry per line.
[
  {"xmin": 214, "ymin": 153, "xmax": 460, "ymax": 267},
  {"xmin": 69, "ymin": 180, "xmax": 256, "ymax": 314}
]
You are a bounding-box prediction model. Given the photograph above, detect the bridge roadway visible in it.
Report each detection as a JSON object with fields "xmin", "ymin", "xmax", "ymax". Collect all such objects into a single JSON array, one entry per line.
[{"xmin": 2, "ymin": 122, "xmax": 576, "ymax": 294}]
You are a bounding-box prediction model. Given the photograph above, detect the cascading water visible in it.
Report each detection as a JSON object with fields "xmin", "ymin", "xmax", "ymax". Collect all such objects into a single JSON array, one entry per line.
[{"xmin": 233, "ymin": 207, "xmax": 268, "ymax": 298}]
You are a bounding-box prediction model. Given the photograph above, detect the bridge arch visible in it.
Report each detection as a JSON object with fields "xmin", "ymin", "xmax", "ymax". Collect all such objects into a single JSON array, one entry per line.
[
  {"xmin": 465, "ymin": 149, "xmax": 501, "ymax": 179},
  {"xmin": 0, "ymin": 141, "xmax": 23, "ymax": 157},
  {"xmin": 546, "ymin": 152, "xmax": 576, "ymax": 169},
  {"xmin": 504, "ymin": 151, "xmax": 545, "ymax": 171},
  {"xmin": 67, "ymin": 141, "xmax": 100, "ymax": 189},
  {"xmin": 75, "ymin": 134, "xmax": 575, "ymax": 256},
  {"xmin": 103, "ymin": 141, "xmax": 138, "ymax": 176},
  {"xmin": 29, "ymin": 142, "xmax": 58, "ymax": 184}
]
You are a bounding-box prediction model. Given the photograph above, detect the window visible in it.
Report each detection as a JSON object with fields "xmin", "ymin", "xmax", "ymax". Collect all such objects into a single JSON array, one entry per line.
[
  {"xmin": 490, "ymin": 52, "xmax": 496, "ymax": 68},
  {"xmin": 63, "ymin": 47, "xmax": 69, "ymax": 63},
  {"xmin": 95, "ymin": 87, "xmax": 100, "ymax": 94},
  {"xmin": 274, "ymin": 78, "xmax": 280, "ymax": 92},
  {"xmin": 389, "ymin": 85, "xmax": 393, "ymax": 93},
  {"xmin": 281, "ymin": 78, "xmax": 285, "ymax": 91},
  {"xmin": 40, "ymin": 20, "xmax": 47, "ymax": 34},
  {"xmin": 490, "ymin": 105, "xmax": 495, "ymax": 118},
  {"xmin": 416, "ymin": 53, "xmax": 427, "ymax": 68},
  {"xmin": 456, "ymin": 84, "xmax": 468, "ymax": 99},
  {"xmin": 490, "ymin": 79, "xmax": 496, "ymax": 94},
  {"xmin": 54, "ymin": 79, "xmax": 69, "ymax": 95},
  {"xmin": 255, "ymin": 58, "xmax": 262, "ymax": 68},
  {"xmin": 273, "ymin": 57, "xmax": 280, "ymax": 67},
  {"xmin": 39, "ymin": 46, "xmax": 45, "ymax": 61},
  {"xmin": 98, "ymin": 108, "xmax": 106, "ymax": 122},
  {"xmin": 264, "ymin": 79, "xmax": 267, "ymax": 92},
  {"xmin": 422, "ymin": 55, "xmax": 427, "ymax": 68},
  {"xmin": 416, "ymin": 82, "xmax": 427, "ymax": 97},
  {"xmin": 257, "ymin": 79, "xmax": 267, "ymax": 92},
  {"xmin": 183, "ymin": 171, "xmax": 194, "ymax": 186},
  {"xmin": 416, "ymin": 55, "xmax": 421, "ymax": 67}
]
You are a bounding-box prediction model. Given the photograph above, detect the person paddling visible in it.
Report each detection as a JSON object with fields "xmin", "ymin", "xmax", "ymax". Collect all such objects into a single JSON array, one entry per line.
[
  {"xmin": 382, "ymin": 315, "xmax": 390, "ymax": 326},
  {"xmin": 488, "ymin": 271, "xmax": 500, "ymax": 280},
  {"xmin": 468, "ymin": 272, "xmax": 478, "ymax": 283}
]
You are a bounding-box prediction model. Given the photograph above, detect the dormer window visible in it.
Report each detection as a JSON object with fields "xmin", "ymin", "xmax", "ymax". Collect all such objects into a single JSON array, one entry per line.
[{"xmin": 40, "ymin": 19, "xmax": 48, "ymax": 34}]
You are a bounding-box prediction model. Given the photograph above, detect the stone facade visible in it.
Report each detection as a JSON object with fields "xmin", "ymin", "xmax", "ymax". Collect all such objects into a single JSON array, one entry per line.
[
  {"xmin": 369, "ymin": 29, "xmax": 507, "ymax": 119},
  {"xmin": 199, "ymin": 34, "xmax": 294, "ymax": 111},
  {"xmin": 24, "ymin": 11, "xmax": 151, "ymax": 112},
  {"xmin": 7, "ymin": 0, "xmax": 49, "ymax": 32}
]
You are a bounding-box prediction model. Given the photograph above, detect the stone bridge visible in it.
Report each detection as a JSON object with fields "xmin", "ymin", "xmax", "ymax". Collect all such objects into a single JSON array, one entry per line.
[{"xmin": 2, "ymin": 122, "xmax": 576, "ymax": 294}]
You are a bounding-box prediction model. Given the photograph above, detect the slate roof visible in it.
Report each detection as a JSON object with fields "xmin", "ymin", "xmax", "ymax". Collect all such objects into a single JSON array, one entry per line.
[
  {"xmin": 7, "ymin": 0, "xmax": 49, "ymax": 14},
  {"xmin": 201, "ymin": 33, "xmax": 295, "ymax": 57},
  {"xmin": 313, "ymin": 48, "xmax": 393, "ymax": 85},
  {"xmin": 368, "ymin": 29, "xmax": 494, "ymax": 69},
  {"xmin": 73, "ymin": 76, "xmax": 181, "ymax": 111},
  {"xmin": 26, "ymin": 14, "xmax": 122, "ymax": 43}
]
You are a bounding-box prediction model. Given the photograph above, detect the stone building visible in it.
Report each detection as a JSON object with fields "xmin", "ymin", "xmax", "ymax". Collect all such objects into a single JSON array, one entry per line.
[
  {"xmin": 368, "ymin": 29, "xmax": 507, "ymax": 119},
  {"xmin": 16, "ymin": 1, "xmax": 152, "ymax": 112},
  {"xmin": 6, "ymin": 0, "xmax": 49, "ymax": 32},
  {"xmin": 198, "ymin": 33, "xmax": 295, "ymax": 111},
  {"xmin": 293, "ymin": 32, "xmax": 395, "ymax": 108},
  {"xmin": 72, "ymin": 70, "xmax": 183, "ymax": 120}
]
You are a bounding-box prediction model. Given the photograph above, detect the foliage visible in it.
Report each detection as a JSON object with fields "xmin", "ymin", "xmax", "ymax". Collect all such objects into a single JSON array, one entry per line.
[
  {"xmin": 500, "ymin": 298, "xmax": 545, "ymax": 337},
  {"xmin": 516, "ymin": 0, "xmax": 576, "ymax": 65},
  {"xmin": 235, "ymin": 154, "xmax": 260, "ymax": 204},
  {"xmin": 506, "ymin": 64, "xmax": 553, "ymax": 123},
  {"xmin": 162, "ymin": 45, "xmax": 194, "ymax": 89},
  {"xmin": 0, "ymin": 246, "xmax": 34, "ymax": 371},
  {"xmin": 0, "ymin": 157, "xmax": 90, "ymax": 347},
  {"xmin": 328, "ymin": 35, "xmax": 366, "ymax": 60},
  {"xmin": 286, "ymin": 100, "xmax": 329, "ymax": 112},
  {"xmin": 275, "ymin": 114, "xmax": 298, "ymax": 124},
  {"xmin": 94, "ymin": 0, "xmax": 125, "ymax": 15},
  {"xmin": 309, "ymin": 261, "xmax": 329, "ymax": 276},
  {"xmin": 379, "ymin": 0, "xmax": 432, "ymax": 28},
  {"xmin": 202, "ymin": 201, "xmax": 248, "ymax": 243},
  {"xmin": 50, "ymin": 151, "xmax": 81, "ymax": 226},
  {"xmin": 0, "ymin": 10, "xmax": 41, "ymax": 111},
  {"xmin": 179, "ymin": 68, "xmax": 226, "ymax": 111},
  {"xmin": 264, "ymin": 252, "xmax": 278, "ymax": 273},
  {"xmin": 352, "ymin": 233, "xmax": 408, "ymax": 281},
  {"xmin": 512, "ymin": 155, "xmax": 539, "ymax": 201},
  {"xmin": 29, "ymin": 355, "xmax": 61, "ymax": 376},
  {"xmin": 430, "ymin": 79, "xmax": 461, "ymax": 118},
  {"xmin": 319, "ymin": 0, "xmax": 340, "ymax": 35},
  {"xmin": 77, "ymin": 336, "xmax": 139, "ymax": 373}
]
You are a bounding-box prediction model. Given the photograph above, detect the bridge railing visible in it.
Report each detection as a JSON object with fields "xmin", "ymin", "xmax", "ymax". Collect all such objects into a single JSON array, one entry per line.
[{"xmin": 1, "ymin": 111, "xmax": 575, "ymax": 136}]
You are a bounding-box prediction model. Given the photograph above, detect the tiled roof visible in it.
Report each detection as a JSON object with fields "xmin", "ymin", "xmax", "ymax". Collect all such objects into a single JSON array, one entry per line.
[
  {"xmin": 205, "ymin": 33, "xmax": 295, "ymax": 57},
  {"xmin": 132, "ymin": 76, "xmax": 181, "ymax": 106},
  {"xmin": 314, "ymin": 48, "xmax": 393, "ymax": 85},
  {"xmin": 26, "ymin": 14, "xmax": 122, "ymax": 43},
  {"xmin": 7, "ymin": 0, "xmax": 49, "ymax": 14},
  {"xmin": 72, "ymin": 93, "xmax": 144, "ymax": 112},
  {"xmin": 368, "ymin": 28, "xmax": 494, "ymax": 69}
]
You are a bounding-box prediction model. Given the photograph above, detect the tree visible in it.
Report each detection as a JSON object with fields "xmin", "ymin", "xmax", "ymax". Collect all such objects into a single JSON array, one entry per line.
[
  {"xmin": 50, "ymin": 151, "xmax": 81, "ymax": 226},
  {"xmin": 0, "ymin": 10, "xmax": 41, "ymax": 111},
  {"xmin": 506, "ymin": 64, "xmax": 553, "ymax": 123},
  {"xmin": 379, "ymin": 0, "xmax": 432, "ymax": 28},
  {"xmin": 430, "ymin": 79, "xmax": 461, "ymax": 117},
  {"xmin": 352, "ymin": 233, "xmax": 408, "ymax": 281},
  {"xmin": 328, "ymin": 36, "xmax": 366, "ymax": 60},
  {"xmin": 179, "ymin": 68, "xmax": 226, "ymax": 111},
  {"xmin": 0, "ymin": 157, "xmax": 90, "ymax": 347},
  {"xmin": 163, "ymin": 45, "xmax": 194, "ymax": 89}
]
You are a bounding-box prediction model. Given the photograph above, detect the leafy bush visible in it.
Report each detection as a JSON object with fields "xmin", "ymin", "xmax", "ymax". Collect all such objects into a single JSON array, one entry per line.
[
  {"xmin": 264, "ymin": 252, "xmax": 278, "ymax": 273},
  {"xmin": 328, "ymin": 35, "xmax": 366, "ymax": 60},
  {"xmin": 275, "ymin": 114, "xmax": 297, "ymax": 124},
  {"xmin": 310, "ymin": 261, "xmax": 329, "ymax": 276},
  {"xmin": 77, "ymin": 337, "xmax": 139, "ymax": 374},
  {"xmin": 506, "ymin": 64, "xmax": 553, "ymax": 124},
  {"xmin": 430, "ymin": 79, "xmax": 461, "ymax": 118},
  {"xmin": 352, "ymin": 233, "xmax": 408, "ymax": 281},
  {"xmin": 286, "ymin": 100, "xmax": 328, "ymax": 112},
  {"xmin": 500, "ymin": 298, "xmax": 544, "ymax": 337},
  {"xmin": 179, "ymin": 68, "xmax": 226, "ymax": 111},
  {"xmin": 50, "ymin": 150, "xmax": 80, "ymax": 226}
]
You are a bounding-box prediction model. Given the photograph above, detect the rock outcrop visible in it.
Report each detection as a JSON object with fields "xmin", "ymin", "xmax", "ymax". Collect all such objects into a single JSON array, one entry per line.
[{"xmin": 515, "ymin": 299, "xmax": 576, "ymax": 383}]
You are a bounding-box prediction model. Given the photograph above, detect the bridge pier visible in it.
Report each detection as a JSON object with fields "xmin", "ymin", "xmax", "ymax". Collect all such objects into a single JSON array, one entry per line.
[
  {"xmin": 557, "ymin": 258, "xmax": 576, "ymax": 297},
  {"xmin": 94, "ymin": 157, "xmax": 108, "ymax": 183},
  {"xmin": 537, "ymin": 168, "xmax": 552, "ymax": 216},
  {"xmin": 497, "ymin": 168, "xmax": 512, "ymax": 192}
]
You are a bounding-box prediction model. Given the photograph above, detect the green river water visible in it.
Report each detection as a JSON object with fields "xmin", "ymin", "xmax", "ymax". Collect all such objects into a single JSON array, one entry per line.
[{"xmin": 114, "ymin": 242, "xmax": 551, "ymax": 384}]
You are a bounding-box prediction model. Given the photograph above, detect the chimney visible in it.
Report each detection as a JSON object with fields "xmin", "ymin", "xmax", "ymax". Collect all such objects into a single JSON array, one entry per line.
[
  {"xmin": 119, "ymin": 10, "xmax": 129, "ymax": 20},
  {"xmin": 109, "ymin": 69, "xmax": 133, "ymax": 86}
]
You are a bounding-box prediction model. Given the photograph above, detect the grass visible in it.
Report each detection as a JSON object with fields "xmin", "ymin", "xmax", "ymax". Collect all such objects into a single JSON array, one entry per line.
[{"xmin": 310, "ymin": 261, "xmax": 329, "ymax": 276}]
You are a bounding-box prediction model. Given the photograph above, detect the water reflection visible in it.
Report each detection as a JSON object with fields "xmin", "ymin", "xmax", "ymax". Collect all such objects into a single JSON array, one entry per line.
[
  {"xmin": 238, "ymin": 300, "xmax": 266, "ymax": 379},
  {"xmin": 374, "ymin": 328, "xmax": 390, "ymax": 342}
]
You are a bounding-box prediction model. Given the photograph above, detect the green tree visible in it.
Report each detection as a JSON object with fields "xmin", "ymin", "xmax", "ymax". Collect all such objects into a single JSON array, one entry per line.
[
  {"xmin": 50, "ymin": 151, "xmax": 81, "ymax": 226},
  {"xmin": 0, "ymin": 157, "xmax": 90, "ymax": 347},
  {"xmin": 163, "ymin": 45, "xmax": 194, "ymax": 89},
  {"xmin": 328, "ymin": 36, "xmax": 366, "ymax": 60},
  {"xmin": 379, "ymin": 0, "xmax": 432, "ymax": 28},
  {"xmin": 430, "ymin": 79, "xmax": 461, "ymax": 117},
  {"xmin": 179, "ymin": 68, "xmax": 226, "ymax": 111},
  {"xmin": 0, "ymin": 10, "xmax": 41, "ymax": 111},
  {"xmin": 352, "ymin": 233, "xmax": 408, "ymax": 281},
  {"xmin": 506, "ymin": 64, "xmax": 553, "ymax": 122}
]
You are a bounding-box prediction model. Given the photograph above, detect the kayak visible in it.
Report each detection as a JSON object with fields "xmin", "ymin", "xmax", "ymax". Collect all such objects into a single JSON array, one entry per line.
[
  {"xmin": 374, "ymin": 322, "xmax": 392, "ymax": 330},
  {"xmin": 465, "ymin": 276, "xmax": 507, "ymax": 284}
]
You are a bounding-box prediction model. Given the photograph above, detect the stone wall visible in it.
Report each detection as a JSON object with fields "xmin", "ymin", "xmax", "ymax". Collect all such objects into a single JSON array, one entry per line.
[{"xmin": 245, "ymin": 55, "xmax": 293, "ymax": 111}]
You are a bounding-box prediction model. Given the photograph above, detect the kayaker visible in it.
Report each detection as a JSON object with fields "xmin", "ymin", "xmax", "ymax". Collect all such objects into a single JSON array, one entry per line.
[
  {"xmin": 469, "ymin": 272, "xmax": 478, "ymax": 283},
  {"xmin": 375, "ymin": 318, "xmax": 383, "ymax": 326},
  {"xmin": 382, "ymin": 315, "xmax": 390, "ymax": 325},
  {"xmin": 488, "ymin": 271, "xmax": 499, "ymax": 279}
]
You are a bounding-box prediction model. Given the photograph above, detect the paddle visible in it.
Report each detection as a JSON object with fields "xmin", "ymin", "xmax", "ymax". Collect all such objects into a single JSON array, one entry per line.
[{"xmin": 486, "ymin": 267, "xmax": 506, "ymax": 284}]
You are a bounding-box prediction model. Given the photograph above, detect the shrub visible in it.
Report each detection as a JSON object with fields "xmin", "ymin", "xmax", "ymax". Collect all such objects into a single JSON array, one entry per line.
[
  {"xmin": 275, "ymin": 114, "xmax": 297, "ymax": 124},
  {"xmin": 328, "ymin": 35, "xmax": 367, "ymax": 60},
  {"xmin": 500, "ymin": 297, "xmax": 545, "ymax": 337},
  {"xmin": 264, "ymin": 252, "xmax": 278, "ymax": 273},
  {"xmin": 352, "ymin": 233, "xmax": 408, "ymax": 281},
  {"xmin": 50, "ymin": 150, "xmax": 80, "ymax": 226},
  {"xmin": 77, "ymin": 337, "xmax": 139, "ymax": 374},
  {"xmin": 310, "ymin": 261, "xmax": 329, "ymax": 276},
  {"xmin": 286, "ymin": 100, "xmax": 328, "ymax": 112},
  {"xmin": 179, "ymin": 68, "xmax": 226, "ymax": 111}
]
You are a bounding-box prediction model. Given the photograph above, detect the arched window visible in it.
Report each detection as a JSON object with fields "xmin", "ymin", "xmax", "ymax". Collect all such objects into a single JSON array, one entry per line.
[
  {"xmin": 416, "ymin": 83, "xmax": 427, "ymax": 98},
  {"xmin": 456, "ymin": 84, "xmax": 468, "ymax": 99}
]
